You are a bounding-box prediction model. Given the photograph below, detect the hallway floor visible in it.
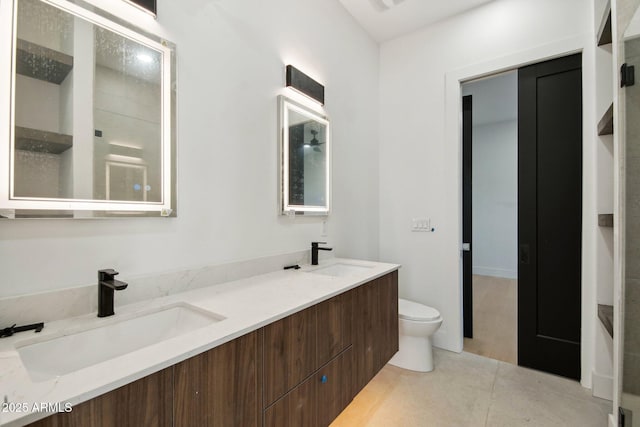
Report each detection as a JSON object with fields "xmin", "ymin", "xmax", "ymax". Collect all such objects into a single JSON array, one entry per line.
[
  {"xmin": 464, "ymin": 275, "xmax": 517, "ymax": 364},
  {"xmin": 331, "ymin": 349, "xmax": 610, "ymax": 427}
]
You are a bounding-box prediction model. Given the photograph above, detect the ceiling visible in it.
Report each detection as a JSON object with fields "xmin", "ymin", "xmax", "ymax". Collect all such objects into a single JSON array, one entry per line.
[{"xmin": 338, "ymin": 0, "xmax": 494, "ymax": 42}]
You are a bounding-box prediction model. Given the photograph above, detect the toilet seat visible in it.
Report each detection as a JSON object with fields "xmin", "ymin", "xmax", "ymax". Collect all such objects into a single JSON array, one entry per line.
[{"xmin": 398, "ymin": 298, "xmax": 440, "ymax": 321}]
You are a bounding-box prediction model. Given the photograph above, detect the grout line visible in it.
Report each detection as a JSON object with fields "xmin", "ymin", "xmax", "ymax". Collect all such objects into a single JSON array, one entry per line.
[{"xmin": 483, "ymin": 361, "xmax": 501, "ymax": 427}]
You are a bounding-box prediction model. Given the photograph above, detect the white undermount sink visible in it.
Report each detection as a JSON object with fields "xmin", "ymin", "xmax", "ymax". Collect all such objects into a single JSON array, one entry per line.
[
  {"xmin": 16, "ymin": 303, "xmax": 224, "ymax": 382},
  {"xmin": 308, "ymin": 263, "xmax": 373, "ymax": 277}
]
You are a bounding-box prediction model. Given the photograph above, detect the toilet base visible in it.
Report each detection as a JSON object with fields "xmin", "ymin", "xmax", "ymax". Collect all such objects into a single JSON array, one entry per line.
[{"xmin": 388, "ymin": 334, "xmax": 434, "ymax": 372}]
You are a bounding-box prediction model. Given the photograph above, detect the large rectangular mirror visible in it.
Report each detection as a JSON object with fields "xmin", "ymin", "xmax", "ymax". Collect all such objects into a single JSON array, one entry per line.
[
  {"xmin": 279, "ymin": 96, "xmax": 330, "ymax": 216},
  {"xmin": 0, "ymin": 0, "xmax": 175, "ymax": 217}
]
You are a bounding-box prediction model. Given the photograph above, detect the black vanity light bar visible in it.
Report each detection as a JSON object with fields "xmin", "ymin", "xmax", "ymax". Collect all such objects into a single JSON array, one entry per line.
[
  {"xmin": 123, "ymin": 0, "xmax": 157, "ymax": 17},
  {"xmin": 286, "ymin": 65, "xmax": 325, "ymax": 105}
]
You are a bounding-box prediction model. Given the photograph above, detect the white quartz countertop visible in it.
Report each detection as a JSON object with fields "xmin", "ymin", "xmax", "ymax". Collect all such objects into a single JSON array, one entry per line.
[{"xmin": 0, "ymin": 258, "xmax": 399, "ymax": 426}]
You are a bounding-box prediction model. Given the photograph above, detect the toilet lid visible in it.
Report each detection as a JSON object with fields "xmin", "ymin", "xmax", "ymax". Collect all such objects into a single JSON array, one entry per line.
[{"xmin": 398, "ymin": 298, "xmax": 441, "ymax": 321}]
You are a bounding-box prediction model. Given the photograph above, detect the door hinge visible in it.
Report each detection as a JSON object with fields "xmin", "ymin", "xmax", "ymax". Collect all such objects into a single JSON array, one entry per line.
[{"xmin": 622, "ymin": 63, "xmax": 635, "ymax": 87}]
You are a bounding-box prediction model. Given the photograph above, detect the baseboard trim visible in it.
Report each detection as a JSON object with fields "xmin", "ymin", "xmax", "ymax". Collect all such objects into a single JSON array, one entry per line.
[
  {"xmin": 472, "ymin": 266, "xmax": 517, "ymax": 279},
  {"xmin": 609, "ymin": 412, "xmax": 616, "ymax": 427},
  {"xmin": 593, "ymin": 370, "xmax": 614, "ymax": 401}
]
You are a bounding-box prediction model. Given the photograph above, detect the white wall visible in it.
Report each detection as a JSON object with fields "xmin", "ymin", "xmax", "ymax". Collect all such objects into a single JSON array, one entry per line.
[
  {"xmin": 0, "ymin": 0, "xmax": 380, "ymax": 298},
  {"xmin": 470, "ymin": 120, "xmax": 518, "ymax": 279},
  {"xmin": 378, "ymin": 0, "xmax": 597, "ymax": 385}
]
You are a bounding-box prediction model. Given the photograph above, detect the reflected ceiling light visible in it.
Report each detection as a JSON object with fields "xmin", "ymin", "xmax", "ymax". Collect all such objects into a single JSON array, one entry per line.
[
  {"xmin": 109, "ymin": 141, "xmax": 142, "ymax": 149},
  {"xmin": 106, "ymin": 154, "xmax": 145, "ymax": 164},
  {"xmin": 137, "ymin": 53, "xmax": 153, "ymax": 63}
]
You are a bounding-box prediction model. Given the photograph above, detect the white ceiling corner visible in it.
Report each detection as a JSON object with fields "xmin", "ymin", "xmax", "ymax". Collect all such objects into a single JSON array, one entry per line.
[{"xmin": 338, "ymin": 0, "xmax": 494, "ymax": 43}]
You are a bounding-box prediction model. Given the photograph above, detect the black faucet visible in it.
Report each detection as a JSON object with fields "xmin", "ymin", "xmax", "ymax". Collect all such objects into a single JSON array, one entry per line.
[
  {"xmin": 0, "ymin": 322, "xmax": 44, "ymax": 338},
  {"xmin": 311, "ymin": 242, "xmax": 333, "ymax": 265},
  {"xmin": 98, "ymin": 269, "xmax": 128, "ymax": 318}
]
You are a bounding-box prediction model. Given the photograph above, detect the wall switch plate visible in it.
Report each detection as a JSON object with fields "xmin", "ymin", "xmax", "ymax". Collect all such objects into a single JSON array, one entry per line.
[{"xmin": 411, "ymin": 218, "xmax": 431, "ymax": 232}]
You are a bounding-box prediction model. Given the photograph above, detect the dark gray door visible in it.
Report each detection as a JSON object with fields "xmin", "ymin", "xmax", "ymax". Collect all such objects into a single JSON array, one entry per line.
[
  {"xmin": 462, "ymin": 95, "xmax": 473, "ymax": 339},
  {"xmin": 518, "ymin": 53, "xmax": 582, "ymax": 380}
]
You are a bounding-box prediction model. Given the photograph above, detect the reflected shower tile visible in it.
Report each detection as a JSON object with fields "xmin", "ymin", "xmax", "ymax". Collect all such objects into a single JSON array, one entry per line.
[
  {"xmin": 623, "ymin": 352, "xmax": 640, "ymax": 395},
  {"xmin": 626, "ymin": 215, "xmax": 640, "ymax": 279}
]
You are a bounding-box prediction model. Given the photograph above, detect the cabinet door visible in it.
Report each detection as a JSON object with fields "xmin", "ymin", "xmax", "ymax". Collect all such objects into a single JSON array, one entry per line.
[
  {"xmin": 173, "ymin": 331, "xmax": 260, "ymax": 427},
  {"xmin": 27, "ymin": 367, "xmax": 173, "ymax": 427},
  {"xmin": 375, "ymin": 270, "xmax": 399, "ymax": 372},
  {"xmin": 317, "ymin": 292, "xmax": 351, "ymax": 367},
  {"xmin": 263, "ymin": 306, "xmax": 317, "ymax": 407},
  {"xmin": 351, "ymin": 271, "xmax": 399, "ymax": 392},
  {"xmin": 352, "ymin": 280, "xmax": 376, "ymax": 392}
]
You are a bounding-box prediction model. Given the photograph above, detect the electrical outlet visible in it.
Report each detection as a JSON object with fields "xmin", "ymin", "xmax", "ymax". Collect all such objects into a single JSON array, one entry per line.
[{"xmin": 411, "ymin": 218, "xmax": 431, "ymax": 232}]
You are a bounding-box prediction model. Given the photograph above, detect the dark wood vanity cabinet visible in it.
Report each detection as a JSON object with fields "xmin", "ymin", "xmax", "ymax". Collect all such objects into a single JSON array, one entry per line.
[
  {"xmin": 262, "ymin": 291, "xmax": 353, "ymax": 426},
  {"xmin": 27, "ymin": 333, "xmax": 259, "ymax": 427},
  {"xmin": 263, "ymin": 272, "xmax": 398, "ymax": 426},
  {"xmin": 28, "ymin": 271, "xmax": 398, "ymax": 427}
]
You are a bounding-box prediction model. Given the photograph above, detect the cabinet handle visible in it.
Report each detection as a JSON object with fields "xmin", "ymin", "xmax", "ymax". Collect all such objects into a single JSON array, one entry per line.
[{"xmin": 321, "ymin": 375, "xmax": 328, "ymax": 384}]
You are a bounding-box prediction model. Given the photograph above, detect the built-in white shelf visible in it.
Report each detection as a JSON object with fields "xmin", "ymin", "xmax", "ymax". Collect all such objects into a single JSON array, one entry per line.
[
  {"xmin": 598, "ymin": 304, "xmax": 614, "ymax": 338},
  {"xmin": 598, "ymin": 213, "xmax": 614, "ymax": 227},
  {"xmin": 597, "ymin": 3, "xmax": 612, "ymax": 46},
  {"xmin": 598, "ymin": 103, "xmax": 614, "ymax": 135}
]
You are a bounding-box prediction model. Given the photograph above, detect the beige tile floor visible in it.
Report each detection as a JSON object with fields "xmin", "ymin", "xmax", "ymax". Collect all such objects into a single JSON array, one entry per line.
[
  {"xmin": 464, "ymin": 275, "xmax": 517, "ymax": 364},
  {"xmin": 332, "ymin": 349, "xmax": 611, "ymax": 427}
]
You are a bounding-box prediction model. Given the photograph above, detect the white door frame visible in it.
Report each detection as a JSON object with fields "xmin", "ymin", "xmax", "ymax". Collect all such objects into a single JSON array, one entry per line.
[{"xmin": 444, "ymin": 35, "xmax": 592, "ymax": 385}]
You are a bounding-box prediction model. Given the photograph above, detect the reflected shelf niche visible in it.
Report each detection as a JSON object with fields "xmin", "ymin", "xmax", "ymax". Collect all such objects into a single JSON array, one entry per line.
[{"xmin": 14, "ymin": 38, "xmax": 74, "ymax": 154}]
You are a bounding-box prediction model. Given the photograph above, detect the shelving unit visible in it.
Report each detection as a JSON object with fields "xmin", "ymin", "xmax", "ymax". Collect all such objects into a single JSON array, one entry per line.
[
  {"xmin": 598, "ymin": 103, "xmax": 614, "ymax": 135},
  {"xmin": 597, "ymin": 5, "xmax": 612, "ymax": 46},
  {"xmin": 14, "ymin": 126, "xmax": 72, "ymax": 154},
  {"xmin": 15, "ymin": 38, "xmax": 73, "ymax": 85},
  {"xmin": 12, "ymin": 37, "xmax": 74, "ymax": 201},
  {"xmin": 599, "ymin": 213, "xmax": 614, "ymax": 227},
  {"xmin": 598, "ymin": 304, "xmax": 614, "ymax": 338},
  {"xmin": 592, "ymin": 0, "xmax": 615, "ymax": 403},
  {"xmin": 13, "ymin": 39, "xmax": 74, "ymax": 154}
]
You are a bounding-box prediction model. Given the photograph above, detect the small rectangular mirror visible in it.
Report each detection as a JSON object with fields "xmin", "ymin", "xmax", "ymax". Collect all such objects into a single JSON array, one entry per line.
[
  {"xmin": 0, "ymin": 0, "xmax": 175, "ymax": 217},
  {"xmin": 279, "ymin": 96, "xmax": 330, "ymax": 215}
]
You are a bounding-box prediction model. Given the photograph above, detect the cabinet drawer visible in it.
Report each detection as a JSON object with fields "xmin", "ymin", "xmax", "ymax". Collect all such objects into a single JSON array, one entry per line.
[
  {"xmin": 264, "ymin": 347, "xmax": 352, "ymax": 427},
  {"xmin": 316, "ymin": 347, "xmax": 353, "ymax": 426}
]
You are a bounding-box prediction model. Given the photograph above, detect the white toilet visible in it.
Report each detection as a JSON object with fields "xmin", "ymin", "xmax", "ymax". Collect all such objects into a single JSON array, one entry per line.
[{"xmin": 389, "ymin": 298, "xmax": 443, "ymax": 372}]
